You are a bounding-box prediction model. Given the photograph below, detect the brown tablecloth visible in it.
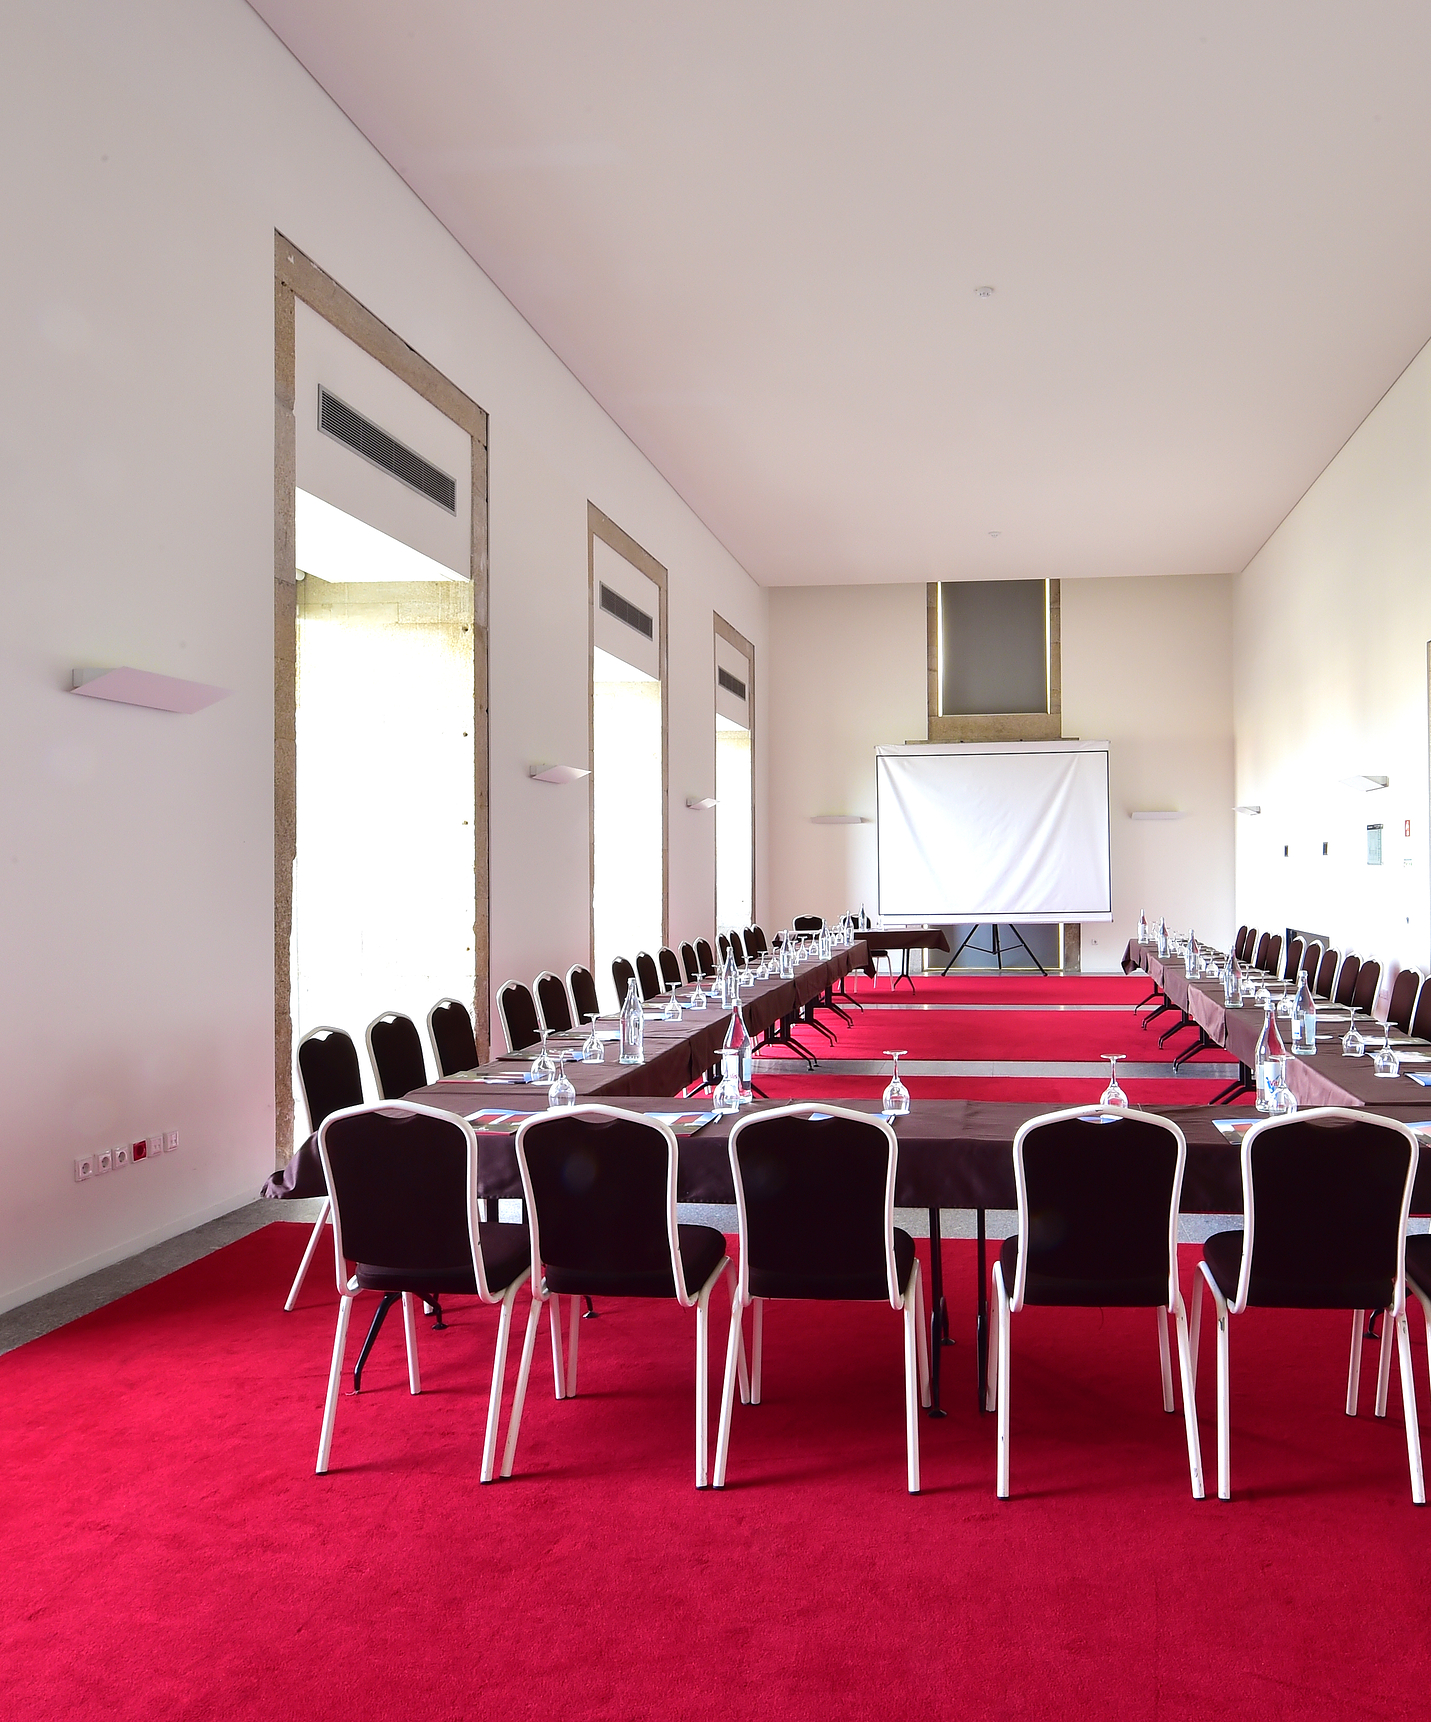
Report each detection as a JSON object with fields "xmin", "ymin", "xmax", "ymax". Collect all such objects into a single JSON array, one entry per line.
[{"xmin": 860, "ymin": 928, "xmax": 953, "ymax": 955}]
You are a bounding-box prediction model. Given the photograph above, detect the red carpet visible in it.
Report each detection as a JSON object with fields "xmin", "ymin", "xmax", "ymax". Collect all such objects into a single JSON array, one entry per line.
[
  {"xmin": 3, "ymin": 1224, "xmax": 1427, "ymax": 1720},
  {"xmin": 756, "ymin": 1072, "xmax": 1253, "ymax": 1108},
  {"xmin": 783, "ymin": 1009, "xmax": 1222, "ymax": 1063},
  {"xmin": 844, "ymin": 973, "xmax": 1147, "ymax": 1003}
]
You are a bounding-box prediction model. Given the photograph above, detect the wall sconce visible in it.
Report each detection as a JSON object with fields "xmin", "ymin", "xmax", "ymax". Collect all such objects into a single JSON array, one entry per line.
[
  {"xmin": 529, "ymin": 764, "xmax": 589, "ymax": 785},
  {"xmin": 1128, "ymin": 810, "xmax": 1188, "ymax": 821},
  {"xmin": 811, "ymin": 814, "xmax": 871, "ymax": 825},
  {"xmin": 1233, "ymin": 804, "xmax": 1262, "ymax": 815},
  {"xmin": 686, "ymin": 796, "xmax": 717, "ymax": 810},
  {"xmin": 71, "ymin": 667, "xmax": 229, "ymax": 714},
  {"xmin": 1340, "ymin": 774, "xmax": 1389, "ymax": 792}
]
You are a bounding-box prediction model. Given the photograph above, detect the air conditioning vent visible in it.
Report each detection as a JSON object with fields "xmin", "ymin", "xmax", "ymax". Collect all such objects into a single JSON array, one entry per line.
[
  {"xmin": 318, "ymin": 388, "xmax": 457, "ymax": 514},
  {"xmin": 717, "ymin": 666, "xmax": 747, "ymax": 702},
  {"xmin": 599, "ymin": 583, "xmax": 654, "ymax": 640}
]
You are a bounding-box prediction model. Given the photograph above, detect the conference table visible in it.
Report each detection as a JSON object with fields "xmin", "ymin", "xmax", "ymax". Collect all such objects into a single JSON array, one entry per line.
[
  {"xmin": 855, "ymin": 926, "xmax": 953, "ymax": 992},
  {"xmin": 404, "ymin": 937, "xmax": 1431, "ymax": 1419}
]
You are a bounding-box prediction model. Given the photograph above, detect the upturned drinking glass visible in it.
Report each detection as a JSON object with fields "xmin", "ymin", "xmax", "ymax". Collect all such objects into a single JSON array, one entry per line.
[
  {"xmin": 1099, "ymin": 1054, "xmax": 1129, "ymax": 1109},
  {"xmin": 1373, "ymin": 1023, "xmax": 1400, "ymax": 1078},
  {"xmin": 882, "ymin": 1050, "xmax": 910, "ymax": 1117},
  {"xmin": 547, "ymin": 1053, "xmax": 576, "ymax": 1109},
  {"xmin": 1342, "ymin": 1008, "xmax": 1366, "ymax": 1057},
  {"xmin": 662, "ymin": 983, "xmax": 683, "ymax": 1022},
  {"xmin": 531, "ymin": 1028, "xmax": 557, "ymax": 1086},
  {"xmin": 1268, "ymin": 1064, "xmax": 1299, "ymax": 1114}
]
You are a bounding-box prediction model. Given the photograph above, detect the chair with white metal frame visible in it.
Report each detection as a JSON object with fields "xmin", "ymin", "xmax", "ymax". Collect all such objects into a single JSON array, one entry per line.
[
  {"xmin": 1189, "ymin": 1107, "xmax": 1423, "ymax": 1504},
  {"xmin": 428, "ymin": 997, "xmax": 479, "ymax": 1077},
  {"xmin": 567, "ymin": 964, "xmax": 601, "ymax": 1025},
  {"xmin": 988, "ymin": 1105, "xmax": 1203, "ymax": 1501},
  {"xmin": 497, "ymin": 979, "xmax": 541, "ymax": 1055},
  {"xmin": 713, "ymin": 1103, "xmax": 930, "ymax": 1494},
  {"xmin": 313, "ymin": 1102, "xmax": 531, "ymax": 1481},
  {"xmin": 534, "ymin": 971, "xmax": 574, "ymax": 1033},
  {"xmin": 498, "ymin": 1104, "xmax": 746, "ymax": 1488},
  {"xmin": 365, "ymin": 1011, "xmax": 428, "ymax": 1101},
  {"xmin": 1385, "ymin": 966, "xmax": 1423, "ymax": 1035},
  {"xmin": 282, "ymin": 1026, "xmax": 365, "ymax": 1313}
]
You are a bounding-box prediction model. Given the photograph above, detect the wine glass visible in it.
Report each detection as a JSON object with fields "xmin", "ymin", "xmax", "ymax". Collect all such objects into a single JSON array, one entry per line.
[
  {"xmin": 547, "ymin": 1052, "xmax": 576, "ymax": 1109},
  {"xmin": 1099, "ymin": 1054, "xmax": 1129, "ymax": 1109},
  {"xmin": 882, "ymin": 1050, "xmax": 910, "ymax": 1117},
  {"xmin": 581, "ymin": 1019, "xmax": 605, "ymax": 1063},
  {"xmin": 531, "ymin": 1028, "xmax": 557, "ymax": 1086},
  {"xmin": 689, "ymin": 978, "xmax": 707, "ymax": 1011},
  {"xmin": 1342, "ymin": 1008, "xmax": 1365, "ymax": 1057},
  {"xmin": 662, "ymin": 983, "xmax": 683, "ymax": 1022},
  {"xmin": 1268, "ymin": 1063, "xmax": 1299, "ymax": 1114},
  {"xmin": 1373, "ymin": 1020, "xmax": 1400, "ymax": 1078},
  {"xmin": 712, "ymin": 1049, "xmax": 743, "ymax": 1113}
]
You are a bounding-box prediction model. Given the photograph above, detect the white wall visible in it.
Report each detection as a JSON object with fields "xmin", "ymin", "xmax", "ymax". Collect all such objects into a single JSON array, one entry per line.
[
  {"xmin": 1234, "ymin": 340, "xmax": 1431, "ymax": 979},
  {"xmin": 1061, "ymin": 574, "xmax": 1235, "ymax": 970},
  {"xmin": 0, "ymin": 0, "xmax": 764, "ymax": 1312},
  {"xmin": 766, "ymin": 585, "xmax": 928, "ymax": 928}
]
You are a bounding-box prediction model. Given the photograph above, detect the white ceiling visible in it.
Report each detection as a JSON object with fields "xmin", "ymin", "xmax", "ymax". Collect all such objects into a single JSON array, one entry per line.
[{"xmin": 250, "ymin": 1, "xmax": 1431, "ymax": 587}]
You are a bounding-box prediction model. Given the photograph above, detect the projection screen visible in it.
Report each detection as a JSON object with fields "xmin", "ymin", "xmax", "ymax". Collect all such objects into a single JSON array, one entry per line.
[{"xmin": 876, "ymin": 741, "xmax": 1112, "ymax": 923}]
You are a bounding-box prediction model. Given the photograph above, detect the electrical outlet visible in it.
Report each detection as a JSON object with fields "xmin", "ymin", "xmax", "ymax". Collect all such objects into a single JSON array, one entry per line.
[
  {"xmin": 113, "ymin": 1142, "xmax": 130, "ymax": 1169},
  {"xmin": 146, "ymin": 1135, "xmax": 163, "ymax": 1160},
  {"xmin": 132, "ymin": 1138, "xmax": 148, "ymax": 1161},
  {"xmin": 163, "ymin": 1130, "xmax": 179, "ymax": 1154},
  {"xmin": 96, "ymin": 1147, "xmax": 114, "ymax": 1176},
  {"xmin": 74, "ymin": 1154, "xmax": 95, "ymax": 1182}
]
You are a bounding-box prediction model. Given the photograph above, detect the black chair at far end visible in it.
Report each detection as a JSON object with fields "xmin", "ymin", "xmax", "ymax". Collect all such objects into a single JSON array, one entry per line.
[
  {"xmin": 612, "ymin": 956, "xmax": 638, "ymax": 1009},
  {"xmin": 568, "ymin": 964, "xmax": 601, "ymax": 1025},
  {"xmin": 1190, "ymin": 1108, "xmax": 1423, "ymax": 1504},
  {"xmin": 695, "ymin": 938, "xmax": 718, "ymax": 979},
  {"xmin": 535, "ymin": 971, "xmax": 574, "ymax": 1033},
  {"xmin": 658, "ymin": 947, "xmax": 683, "ymax": 989},
  {"xmin": 498, "ymin": 980, "xmax": 542, "ymax": 1055},
  {"xmin": 990, "ymin": 1106, "xmax": 1203, "ymax": 1502},
  {"xmin": 679, "ymin": 941, "xmax": 702, "ymax": 983},
  {"xmin": 366, "ymin": 1011, "xmax": 428, "ymax": 1101},
  {"xmin": 714, "ymin": 1105, "xmax": 930, "ymax": 1494},
  {"xmin": 500, "ymin": 1106, "xmax": 748, "ymax": 1488},
  {"xmin": 314, "ymin": 1103, "xmax": 532, "ymax": 1483},
  {"xmin": 428, "ymin": 998, "xmax": 479, "ymax": 1078},
  {"xmin": 635, "ymin": 951, "xmax": 663, "ymax": 1002},
  {"xmin": 285, "ymin": 1026, "xmax": 365, "ymax": 1312}
]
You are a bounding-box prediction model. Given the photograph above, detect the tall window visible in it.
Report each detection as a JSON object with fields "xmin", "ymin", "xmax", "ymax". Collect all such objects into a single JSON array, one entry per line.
[
  {"xmin": 714, "ymin": 617, "xmax": 754, "ymax": 934},
  {"xmin": 590, "ymin": 511, "xmax": 667, "ymax": 1007}
]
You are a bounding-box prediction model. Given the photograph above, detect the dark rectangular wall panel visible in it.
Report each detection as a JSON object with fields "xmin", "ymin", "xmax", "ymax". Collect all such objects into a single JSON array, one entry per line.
[{"xmin": 940, "ymin": 580, "xmax": 1047, "ymax": 715}]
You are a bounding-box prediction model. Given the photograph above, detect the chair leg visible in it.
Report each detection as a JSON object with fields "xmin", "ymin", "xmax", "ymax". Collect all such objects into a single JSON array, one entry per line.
[
  {"xmin": 985, "ymin": 1284, "xmax": 999, "ymax": 1414},
  {"xmin": 501, "ymin": 1291, "xmax": 547, "ymax": 1480},
  {"xmin": 285, "ymin": 1198, "xmax": 330, "ymax": 1311},
  {"xmin": 549, "ymin": 1293, "xmax": 566, "ymax": 1400},
  {"xmin": 565, "ymin": 1293, "xmax": 581, "ymax": 1398},
  {"xmin": 1188, "ymin": 1269, "xmax": 1204, "ymax": 1394},
  {"xmin": 730, "ymin": 1265, "xmax": 750, "ymax": 1405},
  {"xmin": 401, "ymin": 1292, "xmax": 422, "ymax": 1395},
  {"xmin": 912, "ymin": 1263, "xmax": 930, "ymax": 1408},
  {"xmin": 1346, "ymin": 1309, "xmax": 1365, "ymax": 1416},
  {"xmin": 995, "ymin": 1265, "xmax": 1012, "ymax": 1497},
  {"xmin": 1171, "ymin": 1292, "xmax": 1205, "ymax": 1500},
  {"xmin": 480, "ymin": 1282, "xmax": 518, "ymax": 1484},
  {"xmin": 316, "ymin": 1294, "xmax": 354, "ymax": 1475},
  {"xmin": 751, "ymin": 1298, "xmax": 764, "ymax": 1404},
  {"xmin": 903, "ymin": 1296, "xmax": 921, "ymax": 1494},
  {"xmin": 713, "ymin": 1294, "xmax": 745, "ymax": 1488},
  {"xmin": 1157, "ymin": 1305, "xmax": 1175, "ymax": 1413},
  {"xmin": 1395, "ymin": 1311, "xmax": 1426, "ymax": 1505},
  {"xmin": 695, "ymin": 1282, "xmax": 713, "ymax": 1488},
  {"xmin": 1375, "ymin": 1308, "xmax": 1395, "ymax": 1419},
  {"xmin": 1203, "ymin": 1263, "xmax": 1231, "ymax": 1501}
]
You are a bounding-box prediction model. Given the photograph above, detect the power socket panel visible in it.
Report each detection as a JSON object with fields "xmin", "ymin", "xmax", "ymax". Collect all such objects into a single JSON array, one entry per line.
[
  {"xmin": 163, "ymin": 1130, "xmax": 179, "ymax": 1154},
  {"xmin": 132, "ymin": 1138, "xmax": 148, "ymax": 1161},
  {"xmin": 146, "ymin": 1135, "xmax": 163, "ymax": 1160},
  {"xmin": 74, "ymin": 1154, "xmax": 95, "ymax": 1182},
  {"xmin": 113, "ymin": 1142, "xmax": 130, "ymax": 1169},
  {"xmin": 95, "ymin": 1147, "xmax": 114, "ymax": 1176}
]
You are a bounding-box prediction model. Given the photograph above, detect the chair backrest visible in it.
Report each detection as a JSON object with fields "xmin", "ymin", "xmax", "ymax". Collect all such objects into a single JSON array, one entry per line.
[
  {"xmin": 1252, "ymin": 932, "xmax": 1272, "ymax": 970},
  {"xmin": 1412, "ymin": 975, "xmax": 1431, "ymax": 1043},
  {"xmin": 296, "ymin": 1027, "xmax": 364, "ymax": 1136},
  {"xmin": 427, "ymin": 998, "xmax": 478, "ymax": 1078},
  {"xmin": 696, "ymin": 938, "xmax": 717, "ymax": 976},
  {"xmin": 1263, "ymin": 933, "xmax": 1283, "ymax": 977},
  {"xmin": 727, "ymin": 930, "xmax": 747, "ymax": 965},
  {"xmin": 1352, "ymin": 958, "xmax": 1382, "ymax": 1013},
  {"xmin": 1008, "ymin": 1107, "xmax": 1186, "ymax": 1313},
  {"xmin": 567, "ymin": 964, "xmax": 600, "ymax": 1024},
  {"xmin": 793, "ymin": 914, "xmax": 824, "ymax": 933},
  {"xmin": 727, "ymin": 1105, "xmax": 901, "ymax": 1308},
  {"xmin": 365, "ymin": 1012, "xmax": 428, "ymax": 1101},
  {"xmin": 744, "ymin": 925, "xmax": 767, "ymax": 957},
  {"xmin": 1283, "ymin": 937, "xmax": 1304, "ymax": 982},
  {"xmin": 679, "ymin": 941, "xmax": 701, "ymax": 982},
  {"xmin": 1387, "ymin": 967, "xmax": 1422, "ymax": 1034},
  {"xmin": 1301, "ymin": 941, "xmax": 1322, "ymax": 981},
  {"xmin": 497, "ymin": 980, "xmax": 542, "ymax": 1055},
  {"xmin": 1334, "ymin": 952, "xmax": 1361, "ymax": 1005},
  {"xmin": 535, "ymin": 971, "xmax": 574, "ymax": 1032},
  {"xmin": 635, "ymin": 951, "xmax": 663, "ymax": 1001},
  {"xmin": 1238, "ymin": 926, "xmax": 1258, "ymax": 964},
  {"xmin": 658, "ymin": 946, "xmax": 682, "ymax": 987},
  {"xmin": 611, "ymin": 957, "xmax": 637, "ymax": 1009},
  {"xmin": 1314, "ymin": 946, "xmax": 1340, "ymax": 999},
  {"xmin": 317, "ymin": 1103, "xmax": 495, "ymax": 1299},
  {"xmin": 1234, "ymin": 1110, "xmax": 1417, "ymax": 1315},
  {"xmin": 1234, "ymin": 924, "xmax": 1249, "ymax": 961},
  {"xmin": 515, "ymin": 1106, "xmax": 692, "ymax": 1303},
  {"xmin": 717, "ymin": 933, "xmax": 730, "ymax": 964}
]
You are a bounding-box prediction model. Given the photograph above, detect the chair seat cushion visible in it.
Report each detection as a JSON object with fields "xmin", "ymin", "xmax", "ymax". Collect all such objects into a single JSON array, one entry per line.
[
  {"xmin": 546, "ymin": 1224, "xmax": 727, "ymax": 1300},
  {"xmin": 356, "ymin": 1222, "xmax": 530, "ymax": 1297},
  {"xmin": 749, "ymin": 1227, "xmax": 915, "ymax": 1303},
  {"xmin": 1000, "ymin": 1233, "xmax": 1167, "ymax": 1308},
  {"xmin": 1203, "ymin": 1227, "xmax": 1395, "ymax": 1310}
]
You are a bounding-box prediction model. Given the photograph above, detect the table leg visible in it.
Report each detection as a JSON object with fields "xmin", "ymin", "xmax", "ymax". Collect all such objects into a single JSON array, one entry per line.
[
  {"xmin": 976, "ymin": 1209, "xmax": 988, "ymax": 1415},
  {"xmin": 926, "ymin": 1207, "xmax": 948, "ymax": 1418}
]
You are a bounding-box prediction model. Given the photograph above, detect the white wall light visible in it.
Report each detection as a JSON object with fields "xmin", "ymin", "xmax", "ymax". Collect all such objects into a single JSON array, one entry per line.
[
  {"xmin": 811, "ymin": 814, "xmax": 871, "ymax": 825},
  {"xmin": 686, "ymin": 796, "xmax": 717, "ymax": 810},
  {"xmin": 1340, "ymin": 774, "xmax": 1389, "ymax": 792},
  {"xmin": 1233, "ymin": 804, "xmax": 1262, "ymax": 815},
  {"xmin": 71, "ymin": 667, "xmax": 229, "ymax": 714},
  {"xmin": 1128, "ymin": 810, "xmax": 1187, "ymax": 821},
  {"xmin": 529, "ymin": 764, "xmax": 589, "ymax": 785}
]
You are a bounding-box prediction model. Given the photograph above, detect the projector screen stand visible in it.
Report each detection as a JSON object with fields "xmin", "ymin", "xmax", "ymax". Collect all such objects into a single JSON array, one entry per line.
[{"xmin": 942, "ymin": 922, "xmax": 1047, "ymax": 976}]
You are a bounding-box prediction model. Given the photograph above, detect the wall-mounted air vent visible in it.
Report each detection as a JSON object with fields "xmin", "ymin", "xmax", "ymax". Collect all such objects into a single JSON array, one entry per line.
[
  {"xmin": 717, "ymin": 666, "xmax": 747, "ymax": 702},
  {"xmin": 599, "ymin": 583, "xmax": 654, "ymax": 640},
  {"xmin": 318, "ymin": 388, "xmax": 457, "ymax": 514}
]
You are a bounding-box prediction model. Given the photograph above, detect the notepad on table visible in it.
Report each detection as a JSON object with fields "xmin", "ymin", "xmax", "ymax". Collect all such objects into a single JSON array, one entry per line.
[
  {"xmin": 464, "ymin": 1108, "xmax": 526, "ymax": 1133},
  {"xmin": 649, "ymin": 1111, "xmax": 719, "ymax": 1136}
]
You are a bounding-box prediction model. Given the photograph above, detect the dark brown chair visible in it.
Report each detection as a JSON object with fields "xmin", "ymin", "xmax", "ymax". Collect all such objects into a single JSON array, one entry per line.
[
  {"xmin": 612, "ymin": 957, "xmax": 638, "ymax": 1009},
  {"xmin": 635, "ymin": 951, "xmax": 663, "ymax": 1002},
  {"xmin": 567, "ymin": 964, "xmax": 600, "ymax": 1024},
  {"xmin": 366, "ymin": 1012, "xmax": 428, "ymax": 1101},
  {"xmin": 1253, "ymin": 932, "xmax": 1273, "ymax": 971},
  {"xmin": 428, "ymin": 999, "xmax": 478, "ymax": 1077},
  {"xmin": 498, "ymin": 980, "xmax": 542, "ymax": 1054},
  {"xmin": 726, "ymin": 930, "xmax": 747, "ymax": 965},
  {"xmin": 1191, "ymin": 1109, "xmax": 1423, "ymax": 1503},
  {"xmin": 658, "ymin": 947, "xmax": 683, "ymax": 988},
  {"xmin": 793, "ymin": 914, "xmax": 824, "ymax": 934},
  {"xmin": 1238, "ymin": 926, "xmax": 1258, "ymax": 964},
  {"xmin": 1283, "ymin": 938, "xmax": 1304, "ymax": 982},
  {"xmin": 535, "ymin": 971, "xmax": 574, "ymax": 1033},
  {"xmin": 1233, "ymin": 925, "xmax": 1249, "ymax": 961},
  {"xmin": 1334, "ymin": 953, "xmax": 1362, "ymax": 1006},
  {"xmin": 1314, "ymin": 947, "xmax": 1340, "ymax": 1000},
  {"xmin": 679, "ymin": 941, "xmax": 702, "ymax": 982},
  {"xmin": 284, "ymin": 1026, "xmax": 366, "ymax": 1312},
  {"xmin": 1301, "ymin": 942, "xmax": 1322, "ymax": 982},
  {"xmin": 1410, "ymin": 976, "xmax": 1431, "ymax": 1043},
  {"xmin": 1386, "ymin": 968, "xmax": 1421, "ymax": 1034},
  {"xmin": 1263, "ymin": 934, "xmax": 1283, "ymax": 977},
  {"xmin": 696, "ymin": 938, "xmax": 718, "ymax": 977},
  {"xmin": 1352, "ymin": 959, "xmax": 1382, "ymax": 1014},
  {"xmin": 744, "ymin": 925, "xmax": 768, "ymax": 957}
]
